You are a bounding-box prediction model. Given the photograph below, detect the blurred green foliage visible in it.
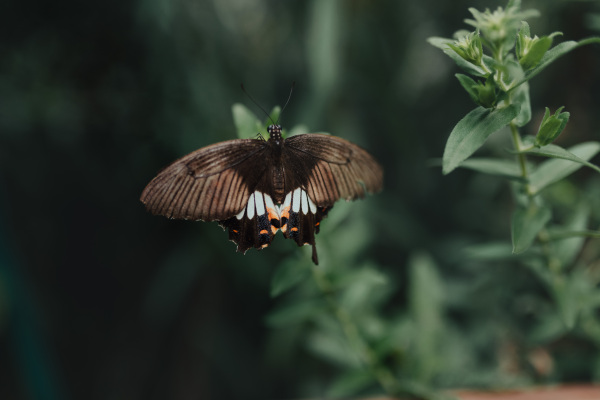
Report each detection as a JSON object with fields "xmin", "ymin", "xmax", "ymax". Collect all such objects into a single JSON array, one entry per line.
[{"xmin": 1, "ymin": 0, "xmax": 599, "ymax": 399}]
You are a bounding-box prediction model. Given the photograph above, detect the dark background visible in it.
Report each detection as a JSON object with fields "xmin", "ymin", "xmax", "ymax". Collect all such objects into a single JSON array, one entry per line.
[{"xmin": 1, "ymin": 0, "xmax": 599, "ymax": 399}]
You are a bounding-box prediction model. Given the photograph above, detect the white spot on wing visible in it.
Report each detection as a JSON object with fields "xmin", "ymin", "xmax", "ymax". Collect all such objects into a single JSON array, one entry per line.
[
  {"xmin": 307, "ymin": 195, "xmax": 317, "ymax": 214},
  {"xmin": 236, "ymin": 208, "xmax": 245, "ymax": 220},
  {"xmin": 247, "ymin": 192, "xmax": 255, "ymax": 219},
  {"xmin": 282, "ymin": 192, "xmax": 292, "ymax": 209},
  {"xmin": 292, "ymin": 188, "xmax": 301, "ymax": 213},
  {"xmin": 255, "ymin": 191, "xmax": 265, "ymax": 216},
  {"xmin": 301, "ymin": 190, "xmax": 308, "ymax": 214},
  {"xmin": 264, "ymin": 193, "xmax": 277, "ymax": 215}
]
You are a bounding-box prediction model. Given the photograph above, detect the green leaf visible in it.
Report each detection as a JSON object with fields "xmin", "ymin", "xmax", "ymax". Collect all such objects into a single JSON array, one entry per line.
[
  {"xmin": 548, "ymin": 203, "xmax": 591, "ymax": 267},
  {"xmin": 547, "ymin": 230, "xmax": 600, "ymax": 240},
  {"xmin": 442, "ymin": 105, "xmax": 520, "ymax": 174},
  {"xmin": 408, "ymin": 252, "xmax": 443, "ymax": 383},
  {"xmin": 528, "ymin": 142, "xmax": 600, "ymax": 194},
  {"xmin": 511, "ymin": 82, "xmax": 531, "ymax": 126},
  {"xmin": 511, "ymin": 202, "xmax": 551, "ymax": 254},
  {"xmin": 267, "ymin": 106, "xmax": 281, "ymax": 127},
  {"xmin": 552, "ymin": 269, "xmax": 595, "ymax": 329},
  {"xmin": 524, "ymin": 142, "xmax": 600, "ymax": 175},
  {"xmin": 514, "ymin": 37, "xmax": 600, "ymax": 88},
  {"xmin": 307, "ymin": 329, "xmax": 361, "ymax": 367},
  {"xmin": 338, "ymin": 266, "xmax": 388, "ymax": 312},
  {"xmin": 270, "ymin": 260, "xmax": 310, "ymax": 297},
  {"xmin": 427, "ymin": 37, "xmax": 488, "ymax": 76},
  {"xmin": 457, "ymin": 158, "xmax": 525, "ymax": 180},
  {"xmin": 463, "ymin": 242, "xmax": 515, "ymax": 260},
  {"xmin": 287, "ymin": 124, "xmax": 310, "ymax": 137},
  {"xmin": 232, "ymin": 103, "xmax": 262, "ymax": 139}
]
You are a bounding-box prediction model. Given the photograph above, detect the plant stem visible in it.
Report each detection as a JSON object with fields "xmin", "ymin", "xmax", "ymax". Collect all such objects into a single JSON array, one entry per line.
[
  {"xmin": 509, "ymin": 123, "xmax": 562, "ymax": 272},
  {"xmin": 509, "ymin": 122, "xmax": 533, "ymax": 197}
]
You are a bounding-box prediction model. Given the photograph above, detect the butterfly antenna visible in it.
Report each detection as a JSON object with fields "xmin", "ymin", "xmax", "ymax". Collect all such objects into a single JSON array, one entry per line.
[
  {"xmin": 277, "ymin": 81, "xmax": 295, "ymax": 124},
  {"xmin": 241, "ymin": 83, "xmax": 276, "ymax": 125}
]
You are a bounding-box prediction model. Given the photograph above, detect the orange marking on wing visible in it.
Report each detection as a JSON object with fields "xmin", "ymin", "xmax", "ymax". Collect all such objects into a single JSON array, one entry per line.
[
  {"xmin": 232, "ymin": 229, "xmax": 239, "ymax": 233},
  {"xmin": 259, "ymin": 229, "xmax": 269, "ymax": 235},
  {"xmin": 267, "ymin": 206, "xmax": 280, "ymax": 234},
  {"xmin": 291, "ymin": 227, "xmax": 299, "ymax": 232},
  {"xmin": 280, "ymin": 206, "xmax": 290, "ymax": 233}
]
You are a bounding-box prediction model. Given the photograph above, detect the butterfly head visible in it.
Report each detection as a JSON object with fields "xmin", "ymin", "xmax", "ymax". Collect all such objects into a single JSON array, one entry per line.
[{"xmin": 267, "ymin": 124, "xmax": 283, "ymax": 142}]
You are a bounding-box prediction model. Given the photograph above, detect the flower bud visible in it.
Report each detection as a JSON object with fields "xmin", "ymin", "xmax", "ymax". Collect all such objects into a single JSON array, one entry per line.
[
  {"xmin": 516, "ymin": 22, "xmax": 561, "ymax": 70},
  {"xmin": 448, "ymin": 32, "xmax": 484, "ymax": 66},
  {"xmin": 535, "ymin": 107, "xmax": 569, "ymax": 146}
]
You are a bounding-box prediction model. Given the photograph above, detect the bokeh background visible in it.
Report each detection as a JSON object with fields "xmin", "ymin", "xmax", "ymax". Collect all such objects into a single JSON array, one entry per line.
[{"xmin": 1, "ymin": 0, "xmax": 599, "ymax": 399}]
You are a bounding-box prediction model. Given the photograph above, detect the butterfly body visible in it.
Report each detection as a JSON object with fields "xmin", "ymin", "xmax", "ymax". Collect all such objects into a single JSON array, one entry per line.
[{"xmin": 141, "ymin": 124, "xmax": 383, "ymax": 264}]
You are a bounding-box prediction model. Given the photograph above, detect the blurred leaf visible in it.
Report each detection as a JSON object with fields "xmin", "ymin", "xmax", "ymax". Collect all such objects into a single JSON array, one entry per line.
[
  {"xmin": 550, "ymin": 203, "xmax": 590, "ymax": 267},
  {"xmin": 443, "ymin": 105, "xmax": 520, "ymax": 174},
  {"xmin": 457, "ymin": 157, "xmax": 525, "ymax": 180},
  {"xmin": 408, "ymin": 252, "xmax": 444, "ymax": 383},
  {"xmin": 511, "ymin": 82, "xmax": 531, "ymax": 127},
  {"xmin": 307, "ymin": 329, "xmax": 361, "ymax": 367},
  {"xmin": 528, "ymin": 142, "xmax": 600, "ymax": 194},
  {"xmin": 552, "ymin": 269, "xmax": 595, "ymax": 329},
  {"xmin": 287, "ymin": 124, "xmax": 310, "ymax": 137},
  {"xmin": 511, "ymin": 202, "xmax": 551, "ymax": 254},
  {"xmin": 327, "ymin": 369, "xmax": 374, "ymax": 398},
  {"xmin": 463, "ymin": 242, "xmax": 514, "ymax": 260},
  {"xmin": 232, "ymin": 103, "xmax": 262, "ymax": 139},
  {"xmin": 338, "ymin": 266, "xmax": 388, "ymax": 312},
  {"xmin": 265, "ymin": 299, "xmax": 326, "ymax": 327},
  {"xmin": 267, "ymin": 106, "xmax": 281, "ymax": 127},
  {"xmin": 270, "ymin": 260, "xmax": 310, "ymax": 298},
  {"xmin": 529, "ymin": 312, "xmax": 568, "ymax": 344}
]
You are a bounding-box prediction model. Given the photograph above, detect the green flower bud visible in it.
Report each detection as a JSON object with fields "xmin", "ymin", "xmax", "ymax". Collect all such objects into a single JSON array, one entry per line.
[
  {"xmin": 535, "ymin": 107, "xmax": 570, "ymax": 146},
  {"xmin": 516, "ymin": 22, "xmax": 561, "ymax": 70},
  {"xmin": 448, "ymin": 32, "xmax": 483, "ymax": 66},
  {"xmin": 456, "ymin": 74, "xmax": 498, "ymax": 108}
]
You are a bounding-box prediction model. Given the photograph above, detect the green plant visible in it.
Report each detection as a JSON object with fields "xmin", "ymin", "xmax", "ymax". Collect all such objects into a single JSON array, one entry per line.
[
  {"xmin": 230, "ymin": 2, "xmax": 600, "ymax": 398},
  {"xmin": 429, "ymin": 0, "xmax": 600, "ymax": 367}
]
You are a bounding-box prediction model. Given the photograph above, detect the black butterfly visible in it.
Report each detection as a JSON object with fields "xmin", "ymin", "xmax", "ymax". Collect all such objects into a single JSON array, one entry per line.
[{"xmin": 140, "ymin": 124, "xmax": 383, "ymax": 264}]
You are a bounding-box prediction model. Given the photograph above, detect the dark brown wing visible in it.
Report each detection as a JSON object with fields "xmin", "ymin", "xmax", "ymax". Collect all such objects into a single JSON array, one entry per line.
[
  {"xmin": 140, "ymin": 139, "xmax": 268, "ymax": 221},
  {"xmin": 284, "ymin": 134, "xmax": 383, "ymax": 206}
]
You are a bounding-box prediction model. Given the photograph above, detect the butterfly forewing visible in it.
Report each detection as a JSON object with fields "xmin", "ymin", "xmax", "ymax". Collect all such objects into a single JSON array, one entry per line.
[
  {"xmin": 284, "ymin": 134, "xmax": 383, "ymax": 206},
  {"xmin": 140, "ymin": 139, "xmax": 268, "ymax": 221}
]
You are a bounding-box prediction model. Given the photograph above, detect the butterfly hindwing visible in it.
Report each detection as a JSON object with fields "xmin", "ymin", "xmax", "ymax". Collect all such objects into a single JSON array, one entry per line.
[
  {"xmin": 219, "ymin": 187, "xmax": 332, "ymax": 264},
  {"xmin": 140, "ymin": 139, "xmax": 268, "ymax": 221},
  {"xmin": 219, "ymin": 191, "xmax": 280, "ymax": 253}
]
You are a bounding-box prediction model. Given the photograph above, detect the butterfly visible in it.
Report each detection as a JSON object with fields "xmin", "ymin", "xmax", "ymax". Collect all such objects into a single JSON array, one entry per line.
[{"xmin": 140, "ymin": 123, "xmax": 383, "ymax": 265}]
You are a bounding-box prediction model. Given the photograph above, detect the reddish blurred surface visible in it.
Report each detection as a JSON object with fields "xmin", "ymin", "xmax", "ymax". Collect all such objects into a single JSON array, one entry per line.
[{"xmin": 454, "ymin": 385, "xmax": 600, "ymax": 400}]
